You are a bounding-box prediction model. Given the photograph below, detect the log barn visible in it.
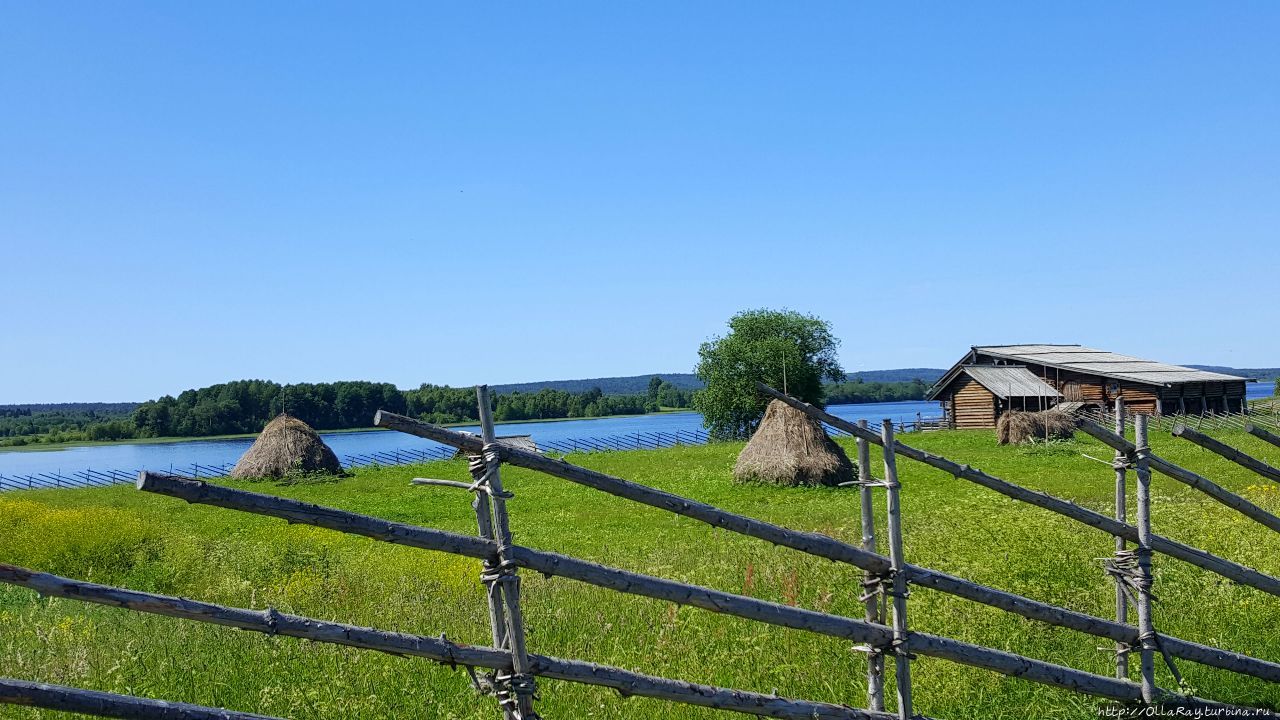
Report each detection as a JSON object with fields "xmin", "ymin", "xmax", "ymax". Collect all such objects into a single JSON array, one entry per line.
[{"xmin": 927, "ymin": 344, "xmax": 1250, "ymax": 429}]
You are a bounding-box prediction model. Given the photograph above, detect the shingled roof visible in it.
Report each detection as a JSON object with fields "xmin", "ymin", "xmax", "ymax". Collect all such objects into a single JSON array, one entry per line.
[
  {"xmin": 971, "ymin": 345, "xmax": 1246, "ymax": 386},
  {"xmin": 925, "ymin": 365, "xmax": 1061, "ymax": 401}
]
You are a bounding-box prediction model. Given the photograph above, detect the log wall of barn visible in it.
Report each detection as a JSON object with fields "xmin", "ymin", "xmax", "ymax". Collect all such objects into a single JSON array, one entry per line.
[{"xmin": 948, "ymin": 375, "xmax": 998, "ymax": 428}]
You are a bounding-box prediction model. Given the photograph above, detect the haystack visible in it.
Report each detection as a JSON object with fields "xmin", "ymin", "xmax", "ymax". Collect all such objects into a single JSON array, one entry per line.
[
  {"xmin": 996, "ymin": 410, "xmax": 1077, "ymax": 445},
  {"xmin": 734, "ymin": 399, "xmax": 854, "ymax": 487},
  {"xmin": 230, "ymin": 414, "xmax": 343, "ymax": 479}
]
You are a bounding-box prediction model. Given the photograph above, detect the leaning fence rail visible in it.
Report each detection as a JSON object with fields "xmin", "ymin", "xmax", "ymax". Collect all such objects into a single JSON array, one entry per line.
[
  {"xmin": 377, "ymin": 406, "xmax": 1280, "ymax": 684},
  {"xmin": 0, "ymin": 565, "xmax": 889, "ymax": 720},
  {"xmin": 0, "ymin": 676, "xmax": 282, "ymax": 720},
  {"xmin": 4, "ymin": 384, "xmax": 1278, "ymax": 718},
  {"xmin": 755, "ymin": 384, "xmax": 1280, "ymax": 706}
]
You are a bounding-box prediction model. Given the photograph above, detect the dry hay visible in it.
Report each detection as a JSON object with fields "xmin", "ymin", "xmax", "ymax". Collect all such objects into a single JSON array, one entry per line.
[
  {"xmin": 230, "ymin": 414, "xmax": 344, "ymax": 479},
  {"xmin": 733, "ymin": 399, "xmax": 855, "ymax": 487},
  {"xmin": 996, "ymin": 409, "xmax": 1078, "ymax": 445}
]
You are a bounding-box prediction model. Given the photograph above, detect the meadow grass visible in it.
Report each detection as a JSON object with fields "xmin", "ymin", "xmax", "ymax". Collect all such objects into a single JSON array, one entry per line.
[{"xmin": 2, "ymin": 428, "xmax": 1280, "ymax": 718}]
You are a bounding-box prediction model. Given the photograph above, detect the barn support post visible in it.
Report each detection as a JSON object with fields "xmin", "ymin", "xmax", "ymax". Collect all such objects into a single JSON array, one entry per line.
[
  {"xmin": 881, "ymin": 421, "xmax": 913, "ymax": 720},
  {"xmin": 856, "ymin": 419, "xmax": 885, "ymax": 712},
  {"xmin": 476, "ymin": 385, "xmax": 540, "ymax": 720},
  {"xmin": 1134, "ymin": 415, "xmax": 1157, "ymax": 702},
  {"xmin": 1113, "ymin": 398, "xmax": 1129, "ymax": 680}
]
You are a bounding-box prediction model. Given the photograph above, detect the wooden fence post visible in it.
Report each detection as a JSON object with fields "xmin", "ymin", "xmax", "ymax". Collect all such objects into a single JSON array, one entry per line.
[
  {"xmin": 476, "ymin": 385, "xmax": 540, "ymax": 719},
  {"xmin": 856, "ymin": 419, "xmax": 885, "ymax": 712},
  {"xmin": 470, "ymin": 432, "xmax": 512, "ymax": 716},
  {"xmin": 881, "ymin": 420, "xmax": 913, "ymax": 719},
  {"xmin": 1113, "ymin": 398, "xmax": 1128, "ymax": 680},
  {"xmin": 1134, "ymin": 414, "xmax": 1157, "ymax": 703}
]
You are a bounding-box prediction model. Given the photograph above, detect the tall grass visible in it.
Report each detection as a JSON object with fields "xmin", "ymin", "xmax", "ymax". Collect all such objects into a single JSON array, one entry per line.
[{"xmin": 2, "ymin": 428, "xmax": 1280, "ymax": 718}]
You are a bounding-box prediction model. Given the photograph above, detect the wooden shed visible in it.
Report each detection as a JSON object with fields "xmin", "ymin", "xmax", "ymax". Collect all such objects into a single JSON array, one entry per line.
[
  {"xmin": 927, "ymin": 344, "xmax": 1250, "ymax": 428},
  {"xmin": 927, "ymin": 365, "xmax": 1061, "ymax": 429}
]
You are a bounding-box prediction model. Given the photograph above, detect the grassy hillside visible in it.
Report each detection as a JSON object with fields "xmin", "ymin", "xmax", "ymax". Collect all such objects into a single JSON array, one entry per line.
[{"xmin": 3, "ymin": 429, "xmax": 1280, "ymax": 718}]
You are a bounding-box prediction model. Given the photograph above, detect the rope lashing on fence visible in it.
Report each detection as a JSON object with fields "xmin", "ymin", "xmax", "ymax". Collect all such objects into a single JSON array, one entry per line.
[
  {"xmin": 1102, "ymin": 549, "xmax": 1188, "ymax": 693},
  {"xmin": 468, "ymin": 444, "xmax": 515, "ymax": 499},
  {"xmin": 468, "ymin": 435, "xmax": 541, "ymax": 720}
]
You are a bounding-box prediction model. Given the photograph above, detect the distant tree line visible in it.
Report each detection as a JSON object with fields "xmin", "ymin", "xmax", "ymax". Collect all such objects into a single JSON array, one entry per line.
[
  {"xmin": 0, "ymin": 370, "xmax": 931, "ymax": 447},
  {"xmin": 0, "ymin": 377, "xmax": 696, "ymax": 446},
  {"xmin": 824, "ymin": 378, "xmax": 931, "ymax": 404}
]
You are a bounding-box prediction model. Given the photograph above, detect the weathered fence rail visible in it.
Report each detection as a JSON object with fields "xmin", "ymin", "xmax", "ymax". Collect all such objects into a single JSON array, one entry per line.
[
  {"xmin": 134, "ymin": 470, "xmax": 1163, "ymax": 703},
  {"xmin": 755, "ymin": 383, "xmax": 1280, "ymax": 711},
  {"xmin": 0, "ymin": 565, "xmax": 889, "ymax": 720},
  {"xmin": 0, "ymin": 675, "xmax": 282, "ymax": 720},
  {"xmin": 4, "ymin": 384, "xmax": 1279, "ymax": 718},
  {"xmin": 376, "ymin": 407, "xmax": 1280, "ymax": 684}
]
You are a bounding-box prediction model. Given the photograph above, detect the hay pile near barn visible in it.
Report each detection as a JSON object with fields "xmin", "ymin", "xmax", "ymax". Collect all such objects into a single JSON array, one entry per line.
[
  {"xmin": 996, "ymin": 410, "xmax": 1077, "ymax": 445},
  {"xmin": 230, "ymin": 414, "xmax": 344, "ymax": 479},
  {"xmin": 733, "ymin": 399, "xmax": 854, "ymax": 487}
]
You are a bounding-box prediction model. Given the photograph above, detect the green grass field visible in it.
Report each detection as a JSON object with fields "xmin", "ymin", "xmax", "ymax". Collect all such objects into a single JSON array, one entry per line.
[{"xmin": 3, "ymin": 428, "xmax": 1280, "ymax": 719}]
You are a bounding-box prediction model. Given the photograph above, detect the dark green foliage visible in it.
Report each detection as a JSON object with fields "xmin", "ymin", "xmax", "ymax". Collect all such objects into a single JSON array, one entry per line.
[
  {"xmin": 132, "ymin": 380, "xmax": 406, "ymax": 438},
  {"xmin": 693, "ymin": 309, "xmax": 844, "ymax": 440},
  {"xmin": 843, "ymin": 368, "xmax": 946, "ymax": 384},
  {"xmin": 490, "ymin": 373, "xmax": 704, "ymax": 395},
  {"xmin": 0, "ymin": 405, "xmax": 137, "ymax": 444},
  {"xmin": 0, "ymin": 380, "xmax": 688, "ymax": 446},
  {"xmin": 825, "ymin": 378, "xmax": 931, "ymax": 404}
]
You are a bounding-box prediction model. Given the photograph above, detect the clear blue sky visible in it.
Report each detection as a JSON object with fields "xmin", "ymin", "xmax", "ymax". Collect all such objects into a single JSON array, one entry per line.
[{"xmin": 3, "ymin": 3, "xmax": 1278, "ymax": 403}]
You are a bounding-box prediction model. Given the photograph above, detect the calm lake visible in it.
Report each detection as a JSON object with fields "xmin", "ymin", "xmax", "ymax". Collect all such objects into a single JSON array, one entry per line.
[
  {"xmin": 3, "ymin": 381, "xmax": 1273, "ymax": 481},
  {"xmin": 0, "ymin": 399, "xmax": 944, "ymax": 479}
]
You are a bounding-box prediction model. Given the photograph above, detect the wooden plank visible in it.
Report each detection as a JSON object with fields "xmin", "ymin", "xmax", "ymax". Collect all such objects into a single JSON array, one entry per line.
[
  {"xmin": 374, "ymin": 411, "xmax": 1280, "ymax": 683},
  {"xmin": 0, "ymin": 677, "xmax": 280, "ymax": 720}
]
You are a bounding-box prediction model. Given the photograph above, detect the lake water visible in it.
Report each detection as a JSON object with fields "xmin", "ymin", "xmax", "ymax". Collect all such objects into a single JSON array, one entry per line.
[
  {"xmin": 3, "ymin": 380, "xmax": 1273, "ymax": 483},
  {"xmin": 0, "ymin": 399, "xmax": 943, "ymax": 480}
]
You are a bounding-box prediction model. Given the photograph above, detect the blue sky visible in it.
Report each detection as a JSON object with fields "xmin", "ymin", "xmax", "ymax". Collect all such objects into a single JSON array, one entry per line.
[{"xmin": 2, "ymin": 3, "xmax": 1278, "ymax": 402}]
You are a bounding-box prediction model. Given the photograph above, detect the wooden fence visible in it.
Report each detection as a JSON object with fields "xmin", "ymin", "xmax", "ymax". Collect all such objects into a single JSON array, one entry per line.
[{"xmin": 2, "ymin": 385, "xmax": 1279, "ymax": 719}]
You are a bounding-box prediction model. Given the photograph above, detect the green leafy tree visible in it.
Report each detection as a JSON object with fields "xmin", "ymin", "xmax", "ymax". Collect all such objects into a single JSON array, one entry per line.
[
  {"xmin": 693, "ymin": 309, "xmax": 844, "ymax": 440},
  {"xmin": 647, "ymin": 375, "xmax": 663, "ymax": 402}
]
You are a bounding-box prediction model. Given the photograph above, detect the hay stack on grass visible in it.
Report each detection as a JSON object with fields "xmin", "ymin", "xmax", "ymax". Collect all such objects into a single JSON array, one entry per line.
[
  {"xmin": 230, "ymin": 414, "xmax": 343, "ymax": 479},
  {"xmin": 733, "ymin": 399, "xmax": 854, "ymax": 487},
  {"xmin": 996, "ymin": 410, "xmax": 1077, "ymax": 445}
]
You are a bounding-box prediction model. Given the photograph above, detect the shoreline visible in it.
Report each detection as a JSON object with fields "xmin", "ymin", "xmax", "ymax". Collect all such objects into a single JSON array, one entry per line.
[{"xmin": 0, "ymin": 409, "xmax": 700, "ymax": 453}]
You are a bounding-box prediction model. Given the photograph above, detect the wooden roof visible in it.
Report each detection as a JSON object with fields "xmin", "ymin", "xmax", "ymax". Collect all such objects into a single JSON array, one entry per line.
[
  {"xmin": 926, "ymin": 365, "xmax": 1061, "ymax": 401},
  {"xmin": 971, "ymin": 345, "xmax": 1247, "ymax": 386}
]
